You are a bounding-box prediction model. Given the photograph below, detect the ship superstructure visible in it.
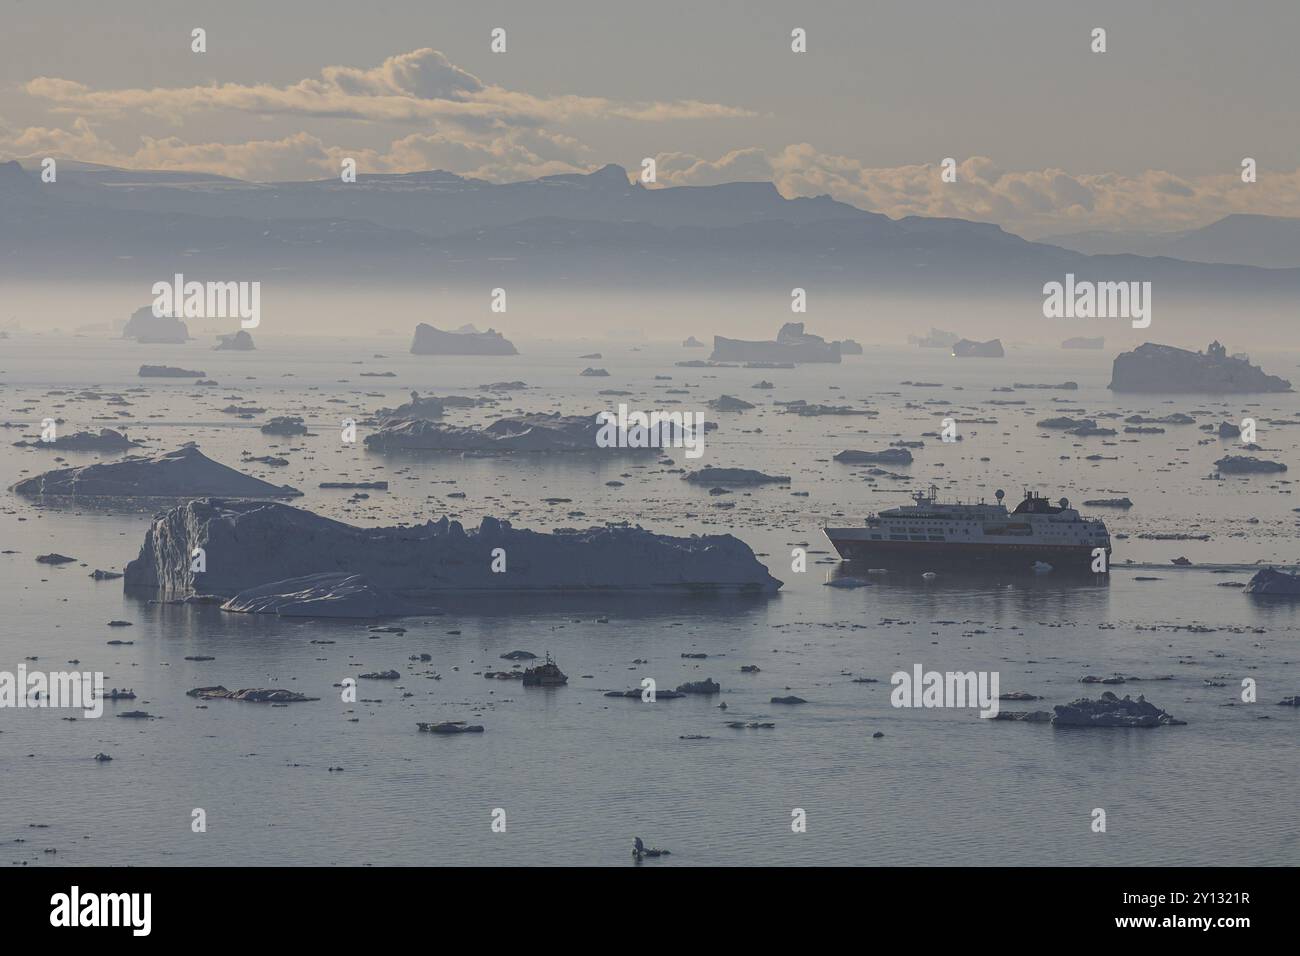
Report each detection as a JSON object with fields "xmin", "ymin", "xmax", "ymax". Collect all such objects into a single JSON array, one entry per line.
[{"xmin": 823, "ymin": 486, "xmax": 1111, "ymax": 572}]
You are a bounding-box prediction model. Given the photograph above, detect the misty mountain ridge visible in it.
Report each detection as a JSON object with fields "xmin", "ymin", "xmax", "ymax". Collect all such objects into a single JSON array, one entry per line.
[
  {"xmin": 2, "ymin": 159, "xmax": 1298, "ymax": 313},
  {"xmin": 1041, "ymin": 214, "xmax": 1300, "ymax": 269}
]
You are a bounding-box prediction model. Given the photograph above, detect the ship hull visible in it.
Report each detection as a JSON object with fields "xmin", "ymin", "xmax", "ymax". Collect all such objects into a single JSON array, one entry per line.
[{"xmin": 823, "ymin": 533, "xmax": 1107, "ymax": 573}]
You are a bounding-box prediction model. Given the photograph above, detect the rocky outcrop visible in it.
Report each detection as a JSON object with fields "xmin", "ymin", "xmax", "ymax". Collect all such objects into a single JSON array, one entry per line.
[
  {"xmin": 122, "ymin": 306, "xmax": 189, "ymax": 344},
  {"xmin": 123, "ymin": 499, "xmax": 782, "ymax": 596},
  {"xmin": 1109, "ymin": 341, "xmax": 1291, "ymax": 393},
  {"xmin": 214, "ymin": 330, "xmax": 255, "ymax": 350},
  {"xmin": 9, "ymin": 445, "xmax": 302, "ymax": 498},
  {"xmin": 1244, "ymin": 567, "xmax": 1300, "ymax": 596},
  {"xmin": 220, "ymin": 572, "xmax": 436, "ymax": 618},
  {"xmin": 1052, "ymin": 691, "xmax": 1185, "ymax": 727},
  {"xmin": 410, "ymin": 323, "xmax": 517, "ymax": 355},
  {"xmin": 952, "ymin": 338, "xmax": 1004, "ymax": 358},
  {"xmin": 710, "ymin": 322, "xmax": 841, "ymax": 364}
]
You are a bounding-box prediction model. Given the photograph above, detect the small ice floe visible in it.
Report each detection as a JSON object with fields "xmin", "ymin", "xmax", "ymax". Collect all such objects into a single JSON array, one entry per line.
[
  {"xmin": 632, "ymin": 837, "xmax": 670, "ymax": 860},
  {"xmin": 824, "ymin": 577, "xmax": 870, "ymax": 589},
  {"xmin": 1031, "ymin": 561, "xmax": 1053, "ymax": 574}
]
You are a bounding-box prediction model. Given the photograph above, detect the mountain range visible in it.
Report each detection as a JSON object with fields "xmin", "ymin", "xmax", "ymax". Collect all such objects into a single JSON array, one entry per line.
[{"xmin": 3, "ymin": 159, "xmax": 1298, "ymax": 311}]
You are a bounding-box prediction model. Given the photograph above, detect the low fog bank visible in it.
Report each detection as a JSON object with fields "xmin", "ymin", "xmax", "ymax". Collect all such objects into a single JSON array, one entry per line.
[{"xmin": 2, "ymin": 281, "xmax": 1292, "ymax": 353}]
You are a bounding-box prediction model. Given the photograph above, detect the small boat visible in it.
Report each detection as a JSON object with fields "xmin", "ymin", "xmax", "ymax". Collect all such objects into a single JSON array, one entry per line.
[{"xmin": 522, "ymin": 653, "xmax": 568, "ymax": 687}]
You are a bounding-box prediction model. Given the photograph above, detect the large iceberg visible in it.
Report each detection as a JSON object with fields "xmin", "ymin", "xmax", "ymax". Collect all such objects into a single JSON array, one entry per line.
[
  {"xmin": 951, "ymin": 338, "xmax": 1004, "ymax": 358},
  {"xmin": 410, "ymin": 323, "xmax": 518, "ymax": 355},
  {"xmin": 1110, "ymin": 341, "xmax": 1291, "ymax": 393},
  {"xmin": 122, "ymin": 306, "xmax": 189, "ymax": 344},
  {"xmin": 123, "ymin": 500, "xmax": 783, "ymax": 596},
  {"xmin": 709, "ymin": 323, "xmax": 842, "ymax": 364},
  {"xmin": 10, "ymin": 445, "xmax": 302, "ymax": 498}
]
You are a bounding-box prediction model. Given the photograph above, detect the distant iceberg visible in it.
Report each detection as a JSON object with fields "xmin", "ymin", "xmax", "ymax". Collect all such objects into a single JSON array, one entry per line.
[
  {"xmin": 122, "ymin": 306, "xmax": 189, "ymax": 344},
  {"xmin": 710, "ymin": 322, "xmax": 841, "ymax": 364},
  {"xmin": 410, "ymin": 323, "xmax": 518, "ymax": 355}
]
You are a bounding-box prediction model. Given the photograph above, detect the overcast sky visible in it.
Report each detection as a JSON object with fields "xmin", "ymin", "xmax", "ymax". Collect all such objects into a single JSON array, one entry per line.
[{"xmin": 2, "ymin": 0, "xmax": 1297, "ymax": 235}]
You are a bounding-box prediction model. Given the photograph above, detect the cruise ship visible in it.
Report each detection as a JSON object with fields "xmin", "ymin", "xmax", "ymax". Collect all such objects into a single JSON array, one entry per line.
[{"xmin": 823, "ymin": 487, "xmax": 1111, "ymax": 572}]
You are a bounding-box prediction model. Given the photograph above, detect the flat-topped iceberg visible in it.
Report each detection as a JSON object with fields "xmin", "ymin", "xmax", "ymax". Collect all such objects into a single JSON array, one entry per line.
[
  {"xmin": 12, "ymin": 427, "xmax": 140, "ymax": 452},
  {"xmin": 9, "ymin": 445, "xmax": 302, "ymax": 498},
  {"xmin": 683, "ymin": 466, "xmax": 790, "ymax": 485},
  {"xmin": 139, "ymin": 365, "xmax": 206, "ymax": 378},
  {"xmin": 124, "ymin": 499, "xmax": 782, "ymax": 596},
  {"xmin": 1214, "ymin": 455, "xmax": 1287, "ymax": 474},
  {"xmin": 710, "ymin": 322, "xmax": 842, "ymax": 364},
  {"xmin": 834, "ymin": 448, "xmax": 913, "ymax": 464},
  {"xmin": 952, "ymin": 338, "xmax": 1004, "ymax": 357},
  {"xmin": 410, "ymin": 323, "xmax": 518, "ymax": 355},
  {"xmin": 1110, "ymin": 341, "xmax": 1291, "ymax": 393}
]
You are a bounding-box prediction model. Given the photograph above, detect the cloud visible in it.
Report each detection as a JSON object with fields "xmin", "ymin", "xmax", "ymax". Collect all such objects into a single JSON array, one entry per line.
[
  {"xmin": 0, "ymin": 117, "xmax": 592, "ymax": 183},
  {"xmin": 23, "ymin": 48, "xmax": 754, "ymax": 127}
]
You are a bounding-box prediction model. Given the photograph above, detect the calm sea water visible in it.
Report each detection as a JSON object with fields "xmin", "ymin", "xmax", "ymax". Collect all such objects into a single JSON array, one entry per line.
[{"xmin": 1, "ymin": 332, "xmax": 1297, "ymax": 865}]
